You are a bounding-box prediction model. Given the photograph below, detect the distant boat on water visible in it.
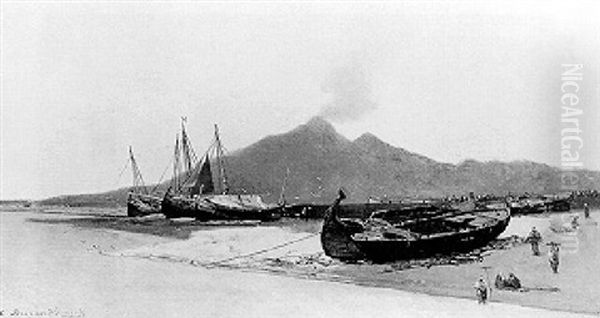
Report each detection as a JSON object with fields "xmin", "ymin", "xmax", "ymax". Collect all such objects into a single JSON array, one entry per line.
[
  {"xmin": 321, "ymin": 189, "xmax": 511, "ymax": 262},
  {"xmin": 161, "ymin": 120, "xmax": 282, "ymax": 221}
]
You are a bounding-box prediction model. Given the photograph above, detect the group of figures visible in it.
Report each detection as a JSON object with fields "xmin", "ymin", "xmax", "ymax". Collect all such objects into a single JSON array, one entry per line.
[
  {"xmin": 526, "ymin": 204, "xmax": 591, "ymax": 274},
  {"xmin": 475, "ymin": 206, "xmax": 592, "ymax": 304},
  {"xmin": 526, "ymin": 226, "xmax": 561, "ymax": 274},
  {"xmin": 474, "ymin": 273, "xmax": 522, "ymax": 304}
]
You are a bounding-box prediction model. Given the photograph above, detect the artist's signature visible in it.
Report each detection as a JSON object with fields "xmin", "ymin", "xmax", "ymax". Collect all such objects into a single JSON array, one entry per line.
[{"xmin": 0, "ymin": 307, "xmax": 85, "ymax": 317}]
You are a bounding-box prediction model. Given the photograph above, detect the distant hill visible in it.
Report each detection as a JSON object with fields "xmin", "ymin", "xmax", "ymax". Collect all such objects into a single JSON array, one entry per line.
[{"xmin": 40, "ymin": 117, "xmax": 600, "ymax": 206}]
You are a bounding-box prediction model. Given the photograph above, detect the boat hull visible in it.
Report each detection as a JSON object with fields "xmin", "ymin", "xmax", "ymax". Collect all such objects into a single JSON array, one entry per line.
[
  {"xmin": 212, "ymin": 205, "xmax": 282, "ymax": 221},
  {"xmin": 162, "ymin": 193, "xmax": 282, "ymax": 221},
  {"xmin": 161, "ymin": 193, "xmax": 216, "ymax": 220},
  {"xmin": 353, "ymin": 212, "xmax": 510, "ymax": 262},
  {"xmin": 320, "ymin": 208, "xmax": 365, "ymax": 261},
  {"xmin": 127, "ymin": 192, "xmax": 162, "ymax": 217},
  {"xmin": 548, "ymin": 199, "xmax": 570, "ymax": 212},
  {"xmin": 510, "ymin": 205, "xmax": 546, "ymax": 215},
  {"xmin": 206, "ymin": 194, "xmax": 282, "ymax": 221},
  {"xmin": 320, "ymin": 191, "xmax": 511, "ymax": 262}
]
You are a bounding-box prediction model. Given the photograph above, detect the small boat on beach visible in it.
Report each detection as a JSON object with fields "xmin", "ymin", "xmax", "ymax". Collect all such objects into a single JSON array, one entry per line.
[
  {"xmin": 321, "ymin": 189, "xmax": 511, "ymax": 262},
  {"xmin": 126, "ymin": 146, "xmax": 162, "ymax": 217},
  {"xmin": 543, "ymin": 194, "xmax": 571, "ymax": 212},
  {"xmin": 508, "ymin": 197, "xmax": 546, "ymax": 215},
  {"xmin": 127, "ymin": 192, "xmax": 162, "ymax": 217}
]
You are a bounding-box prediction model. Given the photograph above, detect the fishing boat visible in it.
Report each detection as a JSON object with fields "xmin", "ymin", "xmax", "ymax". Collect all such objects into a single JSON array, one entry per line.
[
  {"xmin": 161, "ymin": 120, "xmax": 282, "ymax": 221},
  {"xmin": 474, "ymin": 195, "xmax": 508, "ymax": 211},
  {"xmin": 321, "ymin": 189, "xmax": 511, "ymax": 262},
  {"xmin": 508, "ymin": 197, "xmax": 546, "ymax": 214},
  {"xmin": 548, "ymin": 198, "xmax": 570, "ymax": 212},
  {"xmin": 128, "ymin": 192, "xmax": 162, "ymax": 217},
  {"xmin": 543, "ymin": 194, "xmax": 571, "ymax": 212},
  {"xmin": 126, "ymin": 147, "xmax": 162, "ymax": 217}
]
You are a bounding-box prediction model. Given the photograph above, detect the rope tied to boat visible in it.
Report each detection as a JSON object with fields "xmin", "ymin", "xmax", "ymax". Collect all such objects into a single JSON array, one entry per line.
[
  {"xmin": 203, "ymin": 231, "xmax": 321, "ymax": 267},
  {"xmin": 99, "ymin": 231, "xmax": 322, "ymax": 269}
]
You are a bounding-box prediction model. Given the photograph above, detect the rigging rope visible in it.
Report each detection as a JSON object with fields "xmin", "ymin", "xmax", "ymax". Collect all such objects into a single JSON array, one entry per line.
[
  {"xmin": 150, "ymin": 158, "xmax": 174, "ymax": 194},
  {"xmin": 176, "ymin": 138, "xmax": 218, "ymax": 190},
  {"xmin": 115, "ymin": 157, "xmax": 131, "ymax": 188}
]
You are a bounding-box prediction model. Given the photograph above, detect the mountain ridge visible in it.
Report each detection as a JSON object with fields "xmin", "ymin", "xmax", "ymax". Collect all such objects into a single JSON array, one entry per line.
[{"xmin": 40, "ymin": 117, "xmax": 600, "ymax": 206}]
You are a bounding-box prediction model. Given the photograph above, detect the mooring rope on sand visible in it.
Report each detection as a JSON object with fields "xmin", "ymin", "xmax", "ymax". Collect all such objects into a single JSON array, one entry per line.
[
  {"xmin": 204, "ymin": 232, "xmax": 321, "ymax": 267},
  {"xmin": 99, "ymin": 231, "xmax": 322, "ymax": 269}
]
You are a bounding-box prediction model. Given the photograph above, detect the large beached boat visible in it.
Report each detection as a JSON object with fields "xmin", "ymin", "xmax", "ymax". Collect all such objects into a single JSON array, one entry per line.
[
  {"xmin": 161, "ymin": 121, "xmax": 282, "ymax": 221},
  {"xmin": 321, "ymin": 190, "xmax": 511, "ymax": 262}
]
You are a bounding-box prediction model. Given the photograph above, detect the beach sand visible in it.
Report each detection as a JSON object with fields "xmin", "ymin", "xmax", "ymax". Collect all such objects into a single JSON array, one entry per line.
[{"xmin": 1, "ymin": 208, "xmax": 598, "ymax": 317}]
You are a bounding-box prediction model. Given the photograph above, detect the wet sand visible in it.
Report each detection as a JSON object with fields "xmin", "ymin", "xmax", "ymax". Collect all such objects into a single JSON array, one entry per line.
[{"xmin": 1, "ymin": 208, "xmax": 598, "ymax": 317}]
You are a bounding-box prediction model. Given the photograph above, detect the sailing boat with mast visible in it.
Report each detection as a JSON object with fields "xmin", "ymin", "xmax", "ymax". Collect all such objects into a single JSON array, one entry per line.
[
  {"xmin": 126, "ymin": 146, "xmax": 162, "ymax": 217},
  {"xmin": 161, "ymin": 121, "xmax": 282, "ymax": 221},
  {"xmin": 160, "ymin": 119, "xmax": 216, "ymax": 220}
]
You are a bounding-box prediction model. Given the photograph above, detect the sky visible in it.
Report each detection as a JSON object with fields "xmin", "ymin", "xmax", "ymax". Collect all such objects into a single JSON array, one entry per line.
[{"xmin": 1, "ymin": 1, "xmax": 599, "ymax": 200}]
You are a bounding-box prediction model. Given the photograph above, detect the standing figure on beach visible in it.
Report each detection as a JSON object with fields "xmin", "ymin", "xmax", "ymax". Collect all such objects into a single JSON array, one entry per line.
[
  {"xmin": 526, "ymin": 227, "xmax": 542, "ymax": 256},
  {"xmin": 584, "ymin": 203, "xmax": 590, "ymax": 218},
  {"xmin": 473, "ymin": 276, "xmax": 489, "ymax": 304},
  {"xmin": 548, "ymin": 242, "xmax": 560, "ymax": 274}
]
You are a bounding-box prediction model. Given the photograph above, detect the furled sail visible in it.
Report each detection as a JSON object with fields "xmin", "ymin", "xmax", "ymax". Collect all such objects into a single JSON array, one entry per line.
[{"xmin": 192, "ymin": 155, "xmax": 214, "ymax": 195}]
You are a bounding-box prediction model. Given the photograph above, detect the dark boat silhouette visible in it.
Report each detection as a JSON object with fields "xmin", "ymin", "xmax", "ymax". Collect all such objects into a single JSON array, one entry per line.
[{"xmin": 321, "ymin": 189, "xmax": 511, "ymax": 262}]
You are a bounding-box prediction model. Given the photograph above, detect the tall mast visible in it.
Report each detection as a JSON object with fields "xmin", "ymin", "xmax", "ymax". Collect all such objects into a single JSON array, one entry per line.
[
  {"xmin": 129, "ymin": 146, "xmax": 147, "ymax": 194},
  {"xmin": 214, "ymin": 124, "xmax": 229, "ymax": 194},
  {"xmin": 172, "ymin": 134, "xmax": 181, "ymax": 193},
  {"xmin": 278, "ymin": 167, "xmax": 290, "ymax": 205},
  {"xmin": 180, "ymin": 117, "xmax": 197, "ymax": 174}
]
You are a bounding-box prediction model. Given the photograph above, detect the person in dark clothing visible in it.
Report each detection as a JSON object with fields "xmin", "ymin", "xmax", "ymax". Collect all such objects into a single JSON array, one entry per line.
[
  {"xmin": 548, "ymin": 242, "xmax": 560, "ymax": 274},
  {"xmin": 584, "ymin": 203, "xmax": 590, "ymax": 218},
  {"xmin": 506, "ymin": 273, "xmax": 521, "ymax": 290},
  {"xmin": 494, "ymin": 272, "xmax": 521, "ymax": 290},
  {"xmin": 526, "ymin": 227, "xmax": 542, "ymax": 256},
  {"xmin": 474, "ymin": 276, "xmax": 489, "ymax": 304}
]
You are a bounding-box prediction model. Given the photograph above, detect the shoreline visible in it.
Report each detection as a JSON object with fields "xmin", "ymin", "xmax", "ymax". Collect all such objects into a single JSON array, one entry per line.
[
  {"xmin": 100, "ymin": 248, "xmax": 596, "ymax": 318},
  {"xmin": 2, "ymin": 209, "xmax": 598, "ymax": 316},
  {"xmin": 110, "ymin": 250, "xmax": 596, "ymax": 317}
]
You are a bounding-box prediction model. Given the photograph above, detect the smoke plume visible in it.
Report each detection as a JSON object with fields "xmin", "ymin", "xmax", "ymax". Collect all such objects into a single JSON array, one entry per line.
[{"xmin": 319, "ymin": 61, "xmax": 377, "ymax": 123}]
